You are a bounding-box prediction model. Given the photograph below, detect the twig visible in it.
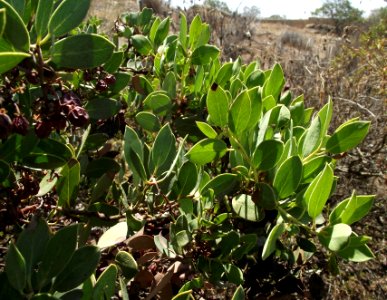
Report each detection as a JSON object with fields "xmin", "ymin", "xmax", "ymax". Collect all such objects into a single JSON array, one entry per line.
[
  {"xmin": 334, "ymin": 96, "xmax": 378, "ymax": 125},
  {"xmin": 55, "ymin": 206, "xmax": 124, "ymax": 221}
]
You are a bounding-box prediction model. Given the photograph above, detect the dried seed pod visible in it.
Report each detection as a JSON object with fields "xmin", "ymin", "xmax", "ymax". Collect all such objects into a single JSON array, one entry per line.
[
  {"xmin": 12, "ymin": 115, "xmax": 30, "ymax": 135},
  {"xmin": 104, "ymin": 74, "xmax": 116, "ymax": 85},
  {"xmin": 68, "ymin": 106, "xmax": 89, "ymax": 127},
  {"xmin": 96, "ymin": 79, "xmax": 108, "ymax": 92},
  {"xmin": 26, "ymin": 71, "xmax": 39, "ymax": 84},
  {"xmin": 35, "ymin": 120, "xmax": 52, "ymax": 139},
  {"xmin": 61, "ymin": 91, "xmax": 81, "ymax": 106},
  {"xmin": 51, "ymin": 113, "xmax": 67, "ymax": 131}
]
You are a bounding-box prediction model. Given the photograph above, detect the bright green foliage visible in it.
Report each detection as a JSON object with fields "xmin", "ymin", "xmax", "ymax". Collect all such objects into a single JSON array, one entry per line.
[{"xmin": 0, "ymin": 1, "xmax": 376, "ymax": 299}]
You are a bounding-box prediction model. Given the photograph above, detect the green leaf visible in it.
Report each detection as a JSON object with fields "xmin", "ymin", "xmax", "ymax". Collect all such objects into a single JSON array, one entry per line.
[
  {"xmin": 304, "ymin": 164, "xmax": 334, "ymax": 219},
  {"xmin": 232, "ymin": 194, "xmax": 264, "ymax": 222},
  {"xmin": 131, "ymin": 34, "xmax": 153, "ymax": 55},
  {"xmin": 326, "ymin": 120, "xmax": 370, "ymax": 154},
  {"xmin": 5, "ymin": 243, "xmax": 26, "ymax": 292},
  {"xmin": 115, "ymin": 251, "xmax": 138, "ymax": 280},
  {"xmin": 154, "ymin": 17, "xmax": 170, "ymax": 47},
  {"xmin": 337, "ymin": 235, "xmax": 374, "ymax": 262},
  {"xmin": 103, "ymin": 51, "xmax": 124, "ymax": 73},
  {"xmin": 188, "ymin": 15, "xmax": 202, "ymax": 49},
  {"xmin": 301, "ymin": 115, "xmax": 321, "ymax": 157},
  {"xmin": 215, "ymin": 62, "xmax": 233, "ymax": 86},
  {"xmin": 22, "ymin": 138, "xmax": 72, "ymax": 169},
  {"xmin": 231, "ymin": 285, "xmax": 245, "ymax": 300},
  {"xmin": 84, "ymin": 133, "xmax": 109, "ymax": 151},
  {"xmin": 85, "ymin": 157, "xmax": 120, "ymax": 178},
  {"xmin": 85, "ymin": 98, "xmax": 122, "ymax": 120},
  {"xmin": 263, "ymin": 63, "xmax": 285, "ymax": 100},
  {"xmin": 154, "ymin": 233, "xmax": 176, "ymax": 258},
  {"xmin": 176, "ymin": 230, "xmax": 191, "ymax": 248},
  {"xmin": 262, "ymin": 223, "xmax": 285, "ymax": 260},
  {"xmin": 0, "ymin": 0, "xmax": 29, "ymax": 51},
  {"xmin": 37, "ymin": 224, "xmax": 78, "ymax": 288},
  {"xmin": 195, "ymin": 121, "xmax": 217, "ymax": 139},
  {"xmin": 273, "ymin": 156, "xmax": 303, "ymax": 199},
  {"xmin": 318, "ymin": 223, "xmax": 352, "ymax": 252},
  {"xmin": 53, "ymin": 246, "xmax": 101, "ymax": 292},
  {"xmin": 225, "ymin": 264, "xmax": 244, "ymax": 285},
  {"xmin": 206, "ymin": 85, "xmax": 229, "ymax": 127},
  {"xmin": 97, "ymin": 222, "xmax": 127, "ymax": 249},
  {"xmin": 246, "ymin": 70, "xmax": 265, "ymax": 88},
  {"xmin": 317, "ymin": 98, "xmax": 333, "ymax": 141},
  {"xmin": 0, "ymin": 159, "xmax": 9, "ymax": 182},
  {"xmin": 252, "ymin": 140, "xmax": 284, "ymax": 171},
  {"xmin": 329, "ymin": 194, "xmax": 374, "ymax": 225},
  {"xmin": 50, "ymin": 34, "xmax": 115, "ymax": 69},
  {"xmin": 302, "ymin": 155, "xmax": 331, "ymax": 183},
  {"xmin": 48, "ymin": 0, "xmax": 90, "ymax": 37},
  {"xmin": 110, "ymin": 72, "xmax": 131, "ymax": 93},
  {"xmin": 0, "ymin": 8, "xmax": 5, "ymax": 36},
  {"xmin": 255, "ymin": 182, "xmax": 277, "ymax": 210},
  {"xmin": 143, "ymin": 92, "xmax": 172, "ymax": 116},
  {"xmin": 123, "ymin": 127, "xmax": 147, "ymax": 181},
  {"xmin": 57, "ymin": 158, "xmax": 80, "ymax": 207},
  {"xmin": 90, "ymin": 172, "xmax": 115, "ymax": 203},
  {"xmin": 191, "ymin": 44, "xmax": 219, "ymax": 65},
  {"xmin": 201, "ymin": 173, "xmax": 238, "ymax": 197},
  {"xmin": 150, "ymin": 124, "xmax": 176, "ymax": 173},
  {"xmin": 135, "ymin": 111, "xmax": 161, "ymax": 132},
  {"xmin": 185, "ymin": 138, "xmax": 227, "ymax": 165},
  {"xmin": 35, "ymin": 0, "xmax": 54, "ymax": 40},
  {"xmin": 177, "ymin": 161, "xmax": 198, "ymax": 196},
  {"xmin": 93, "ymin": 264, "xmax": 118, "ymax": 300},
  {"xmin": 0, "ymin": 51, "xmax": 30, "ymax": 74},
  {"xmin": 16, "ymin": 216, "xmax": 51, "ymax": 281},
  {"xmin": 229, "ymin": 90, "xmax": 252, "ymax": 135},
  {"xmin": 179, "ymin": 12, "xmax": 188, "ymax": 49}
]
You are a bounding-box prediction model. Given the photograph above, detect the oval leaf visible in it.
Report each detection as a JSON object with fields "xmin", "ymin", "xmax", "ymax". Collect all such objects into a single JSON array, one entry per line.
[
  {"xmin": 232, "ymin": 194, "xmax": 264, "ymax": 222},
  {"xmin": 85, "ymin": 98, "xmax": 122, "ymax": 120},
  {"xmin": 262, "ymin": 223, "xmax": 285, "ymax": 260},
  {"xmin": 48, "ymin": 0, "xmax": 90, "ymax": 37},
  {"xmin": 318, "ymin": 223, "xmax": 352, "ymax": 252},
  {"xmin": 202, "ymin": 173, "xmax": 238, "ymax": 197},
  {"xmin": 326, "ymin": 120, "xmax": 370, "ymax": 154},
  {"xmin": 185, "ymin": 138, "xmax": 227, "ymax": 165},
  {"xmin": 304, "ymin": 164, "xmax": 334, "ymax": 219},
  {"xmin": 0, "ymin": 51, "xmax": 30, "ymax": 74},
  {"xmin": 206, "ymin": 84, "xmax": 229, "ymax": 127},
  {"xmin": 0, "ymin": 1, "xmax": 29, "ymax": 51},
  {"xmin": 97, "ymin": 222, "xmax": 128, "ymax": 248},
  {"xmin": 191, "ymin": 44, "xmax": 219, "ymax": 65},
  {"xmin": 50, "ymin": 34, "xmax": 114, "ymax": 69},
  {"xmin": 273, "ymin": 156, "xmax": 303, "ymax": 199},
  {"xmin": 5, "ymin": 243, "xmax": 26, "ymax": 292},
  {"xmin": 252, "ymin": 140, "xmax": 284, "ymax": 171},
  {"xmin": 53, "ymin": 246, "xmax": 101, "ymax": 292},
  {"xmin": 115, "ymin": 251, "xmax": 138, "ymax": 280}
]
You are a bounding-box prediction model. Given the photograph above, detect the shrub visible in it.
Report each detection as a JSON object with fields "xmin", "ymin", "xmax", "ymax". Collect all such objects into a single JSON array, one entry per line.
[{"xmin": 0, "ymin": 0, "xmax": 375, "ymax": 298}]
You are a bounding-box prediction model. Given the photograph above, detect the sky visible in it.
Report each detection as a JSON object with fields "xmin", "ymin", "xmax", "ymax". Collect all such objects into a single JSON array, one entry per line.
[{"xmin": 168, "ymin": 0, "xmax": 386, "ymax": 19}]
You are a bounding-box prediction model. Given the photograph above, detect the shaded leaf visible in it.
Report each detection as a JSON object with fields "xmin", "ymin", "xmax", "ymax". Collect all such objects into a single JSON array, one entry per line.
[
  {"xmin": 48, "ymin": 0, "xmax": 90, "ymax": 37},
  {"xmin": 50, "ymin": 34, "xmax": 114, "ymax": 69},
  {"xmin": 262, "ymin": 223, "xmax": 285, "ymax": 260},
  {"xmin": 232, "ymin": 194, "xmax": 264, "ymax": 222},
  {"xmin": 185, "ymin": 138, "xmax": 227, "ymax": 165}
]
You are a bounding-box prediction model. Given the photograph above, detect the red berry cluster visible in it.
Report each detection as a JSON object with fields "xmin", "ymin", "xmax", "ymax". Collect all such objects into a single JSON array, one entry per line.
[
  {"xmin": 34, "ymin": 91, "xmax": 90, "ymax": 139},
  {"xmin": 11, "ymin": 172, "xmax": 40, "ymax": 200},
  {"xmin": 0, "ymin": 109, "xmax": 30, "ymax": 140},
  {"xmin": 83, "ymin": 68, "xmax": 116, "ymax": 92}
]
